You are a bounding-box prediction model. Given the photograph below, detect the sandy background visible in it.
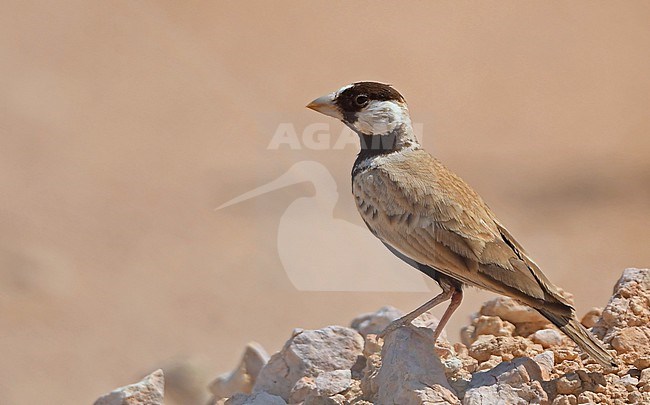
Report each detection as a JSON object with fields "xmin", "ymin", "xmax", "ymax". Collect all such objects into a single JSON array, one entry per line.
[{"xmin": 1, "ymin": 2, "xmax": 649, "ymax": 404}]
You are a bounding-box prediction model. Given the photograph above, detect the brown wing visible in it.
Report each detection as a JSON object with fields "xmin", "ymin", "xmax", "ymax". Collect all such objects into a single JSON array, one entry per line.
[{"xmin": 353, "ymin": 148, "xmax": 572, "ymax": 313}]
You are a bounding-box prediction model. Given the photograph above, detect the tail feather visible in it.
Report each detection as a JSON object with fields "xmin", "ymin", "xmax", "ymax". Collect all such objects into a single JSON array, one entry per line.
[{"xmin": 537, "ymin": 308, "xmax": 617, "ymax": 368}]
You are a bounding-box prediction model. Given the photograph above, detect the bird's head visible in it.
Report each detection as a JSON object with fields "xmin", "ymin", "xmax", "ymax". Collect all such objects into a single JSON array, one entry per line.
[{"xmin": 307, "ymin": 82, "xmax": 412, "ymax": 138}]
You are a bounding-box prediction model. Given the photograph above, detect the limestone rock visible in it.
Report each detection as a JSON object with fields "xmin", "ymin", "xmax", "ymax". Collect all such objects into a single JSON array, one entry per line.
[
  {"xmin": 467, "ymin": 315, "xmax": 515, "ymax": 345},
  {"xmin": 225, "ymin": 392, "xmax": 286, "ymax": 405},
  {"xmin": 350, "ymin": 306, "xmax": 403, "ymax": 336},
  {"xmin": 164, "ymin": 359, "xmax": 212, "ymax": 405},
  {"xmin": 530, "ymin": 329, "xmax": 563, "ymax": 349},
  {"xmin": 368, "ymin": 325, "xmax": 459, "ymax": 404},
  {"xmin": 463, "ymin": 357, "xmax": 547, "ymax": 404},
  {"xmin": 480, "ymin": 297, "xmax": 547, "ymax": 325},
  {"xmin": 533, "ymin": 351, "xmax": 555, "ymax": 380},
  {"xmin": 580, "ymin": 308, "xmax": 602, "ymax": 329},
  {"xmin": 596, "ymin": 268, "xmax": 650, "ymax": 332},
  {"xmin": 215, "ymin": 267, "xmax": 650, "ymax": 404},
  {"xmin": 551, "ymin": 394, "xmax": 577, "ymax": 405},
  {"xmin": 289, "ymin": 370, "xmax": 352, "ymax": 403},
  {"xmin": 210, "ymin": 342, "xmax": 269, "ymax": 401},
  {"xmin": 610, "ymin": 326, "xmax": 650, "ymax": 354},
  {"xmin": 478, "ymin": 297, "xmax": 552, "ymax": 337},
  {"xmin": 253, "ymin": 326, "xmax": 363, "ymax": 401},
  {"xmin": 94, "ymin": 369, "xmax": 164, "ymax": 405},
  {"xmin": 469, "ymin": 335, "xmax": 543, "ymax": 363},
  {"xmin": 555, "ymin": 372, "xmax": 581, "ymax": 395},
  {"xmin": 592, "ymin": 268, "xmax": 650, "ymax": 363}
]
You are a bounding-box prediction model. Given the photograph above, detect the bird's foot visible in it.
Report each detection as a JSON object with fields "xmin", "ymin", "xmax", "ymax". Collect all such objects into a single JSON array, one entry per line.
[
  {"xmin": 378, "ymin": 317, "xmax": 440, "ymax": 344},
  {"xmin": 378, "ymin": 317, "xmax": 411, "ymax": 339}
]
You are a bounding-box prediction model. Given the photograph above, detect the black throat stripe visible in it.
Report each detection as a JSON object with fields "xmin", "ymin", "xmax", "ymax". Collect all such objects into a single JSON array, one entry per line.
[{"xmin": 351, "ymin": 133, "xmax": 413, "ymax": 181}]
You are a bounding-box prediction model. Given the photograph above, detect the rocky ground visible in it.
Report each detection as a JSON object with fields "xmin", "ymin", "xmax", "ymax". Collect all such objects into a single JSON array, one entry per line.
[{"xmin": 94, "ymin": 268, "xmax": 650, "ymax": 404}]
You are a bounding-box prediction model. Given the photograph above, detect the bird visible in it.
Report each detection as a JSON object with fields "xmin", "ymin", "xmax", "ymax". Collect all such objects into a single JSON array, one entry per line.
[{"xmin": 306, "ymin": 81, "xmax": 617, "ymax": 367}]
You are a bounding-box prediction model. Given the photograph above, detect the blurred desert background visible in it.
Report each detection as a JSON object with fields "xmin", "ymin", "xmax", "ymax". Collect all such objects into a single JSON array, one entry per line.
[{"xmin": 1, "ymin": 2, "xmax": 649, "ymax": 404}]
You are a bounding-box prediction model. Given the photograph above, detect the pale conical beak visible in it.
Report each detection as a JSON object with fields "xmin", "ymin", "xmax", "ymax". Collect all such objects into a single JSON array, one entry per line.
[{"xmin": 306, "ymin": 93, "xmax": 343, "ymax": 120}]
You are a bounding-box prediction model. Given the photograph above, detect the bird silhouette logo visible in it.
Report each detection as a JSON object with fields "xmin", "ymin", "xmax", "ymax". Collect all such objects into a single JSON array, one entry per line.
[{"xmin": 217, "ymin": 161, "xmax": 430, "ymax": 292}]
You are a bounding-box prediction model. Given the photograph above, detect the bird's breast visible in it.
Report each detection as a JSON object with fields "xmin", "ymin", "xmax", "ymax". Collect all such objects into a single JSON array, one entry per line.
[{"xmin": 352, "ymin": 167, "xmax": 380, "ymax": 222}]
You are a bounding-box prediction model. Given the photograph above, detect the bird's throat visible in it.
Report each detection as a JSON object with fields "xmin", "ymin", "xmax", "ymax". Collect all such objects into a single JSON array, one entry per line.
[
  {"xmin": 352, "ymin": 125, "xmax": 420, "ymax": 181},
  {"xmin": 357, "ymin": 124, "xmax": 419, "ymax": 159}
]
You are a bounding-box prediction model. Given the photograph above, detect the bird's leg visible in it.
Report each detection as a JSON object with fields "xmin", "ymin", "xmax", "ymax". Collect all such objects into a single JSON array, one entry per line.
[
  {"xmin": 432, "ymin": 287, "xmax": 463, "ymax": 341},
  {"xmin": 379, "ymin": 288, "xmax": 453, "ymax": 339}
]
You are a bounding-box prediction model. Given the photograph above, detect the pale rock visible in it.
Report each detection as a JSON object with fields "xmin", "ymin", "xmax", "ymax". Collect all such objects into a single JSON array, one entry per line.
[
  {"xmin": 594, "ymin": 268, "xmax": 650, "ymax": 340},
  {"xmin": 350, "ymin": 306, "xmax": 403, "ymax": 336},
  {"xmin": 362, "ymin": 333, "xmax": 382, "ymax": 358},
  {"xmin": 516, "ymin": 321, "xmax": 554, "ymax": 339},
  {"xmin": 480, "ymin": 297, "xmax": 547, "ymax": 325},
  {"xmin": 476, "ymin": 355, "xmax": 503, "ymax": 372},
  {"xmin": 530, "ymin": 329, "xmax": 563, "ymax": 349},
  {"xmin": 610, "ymin": 326, "xmax": 650, "ymax": 355},
  {"xmin": 350, "ymin": 305, "xmax": 448, "ymax": 340},
  {"xmin": 552, "ymin": 394, "xmax": 577, "ymax": 405},
  {"xmin": 289, "ymin": 376, "xmax": 317, "ymax": 403},
  {"xmin": 412, "ymin": 312, "xmax": 449, "ymax": 340},
  {"xmin": 210, "ymin": 342, "xmax": 269, "ymax": 400},
  {"xmin": 359, "ymin": 335, "xmax": 383, "ymax": 399},
  {"xmin": 580, "ymin": 308, "xmax": 602, "ymax": 329},
  {"xmin": 576, "ymin": 391, "xmax": 600, "ymax": 403},
  {"xmin": 253, "ymin": 326, "xmax": 363, "ymax": 401},
  {"xmin": 469, "ymin": 335, "xmax": 542, "ymax": 362},
  {"xmin": 552, "ymin": 348, "xmax": 579, "ymax": 364},
  {"xmin": 460, "ymin": 325, "xmax": 475, "ymax": 347},
  {"xmin": 576, "ymin": 370, "xmax": 606, "ymax": 394},
  {"xmin": 463, "ymin": 357, "xmax": 547, "ymax": 404},
  {"xmin": 471, "ymin": 315, "xmax": 515, "ymax": 342},
  {"xmin": 617, "ymin": 374, "xmax": 638, "ymax": 392},
  {"xmin": 225, "ymin": 392, "xmax": 286, "ymax": 405},
  {"xmin": 629, "ymin": 391, "xmax": 650, "ymax": 402},
  {"xmin": 452, "ymin": 343, "xmax": 475, "ymax": 371},
  {"xmin": 640, "ymin": 367, "xmax": 650, "ymax": 385},
  {"xmin": 369, "ymin": 325, "xmax": 459, "ymax": 404},
  {"xmin": 634, "ymin": 355, "xmax": 650, "ymax": 370},
  {"xmin": 289, "ymin": 370, "xmax": 352, "ymax": 403},
  {"xmin": 94, "ymin": 369, "xmax": 164, "ymax": 405},
  {"xmin": 533, "ymin": 351, "xmax": 555, "ymax": 380},
  {"xmin": 614, "ymin": 268, "xmax": 650, "ymax": 295},
  {"xmin": 314, "ymin": 370, "xmax": 352, "ymax": 396},
  {"xmin": 215, "ymin": 267, "xmax": 650, "ymax": 405},
  {"xmin": 572, "ymin": 268, "xmax": 650, "ymax": 366},
  {"xmin": 556, "ymin": 373, "xmax": 581, "ymax": 395},
  {"xmin": 468, "ymin": 335, "xmax": 498, "ymax": 362},
  {"xmin": 165, "ymin": 359, "xmax": 211, "ymax": 405},
  {"xmin": 303, "ymin": 394, "xmax": 346, "ymax": 404},
  {"xmin": 443, "ymin": 356, "xmax": 465, "ymax": 376}
]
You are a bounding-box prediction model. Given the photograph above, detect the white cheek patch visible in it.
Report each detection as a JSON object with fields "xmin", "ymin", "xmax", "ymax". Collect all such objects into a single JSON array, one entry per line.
[{"xmin": 353, "ymin": 101, "xmax": 410, "ymax": 135}]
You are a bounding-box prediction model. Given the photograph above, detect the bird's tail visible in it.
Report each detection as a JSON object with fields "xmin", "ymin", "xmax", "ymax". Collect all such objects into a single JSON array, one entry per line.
[{"xmin": 537, "ymin": 308, "xmax": 617, "ymax": 368}]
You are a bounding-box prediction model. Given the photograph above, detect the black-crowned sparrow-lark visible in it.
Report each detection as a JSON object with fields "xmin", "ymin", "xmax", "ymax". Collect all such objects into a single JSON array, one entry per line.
[{"xmin": 306, "ymin": 81, "xmax": 616, "ymax": 367}]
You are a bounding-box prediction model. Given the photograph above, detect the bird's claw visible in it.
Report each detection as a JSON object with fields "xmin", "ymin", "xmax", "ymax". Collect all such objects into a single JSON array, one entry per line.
[
  {"xmin": 378, "ymin": 318, "xmax": 408, "ymax": 339},
  {"xmin": 379, "ymin": 318, "xmax": 443, "ymax": 345}
]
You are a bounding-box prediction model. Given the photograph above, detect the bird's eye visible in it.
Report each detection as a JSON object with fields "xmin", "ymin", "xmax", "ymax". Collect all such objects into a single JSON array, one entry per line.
[{"xmin": 355, "ymin": 95, "xmax": 369, "ymax": 106}]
